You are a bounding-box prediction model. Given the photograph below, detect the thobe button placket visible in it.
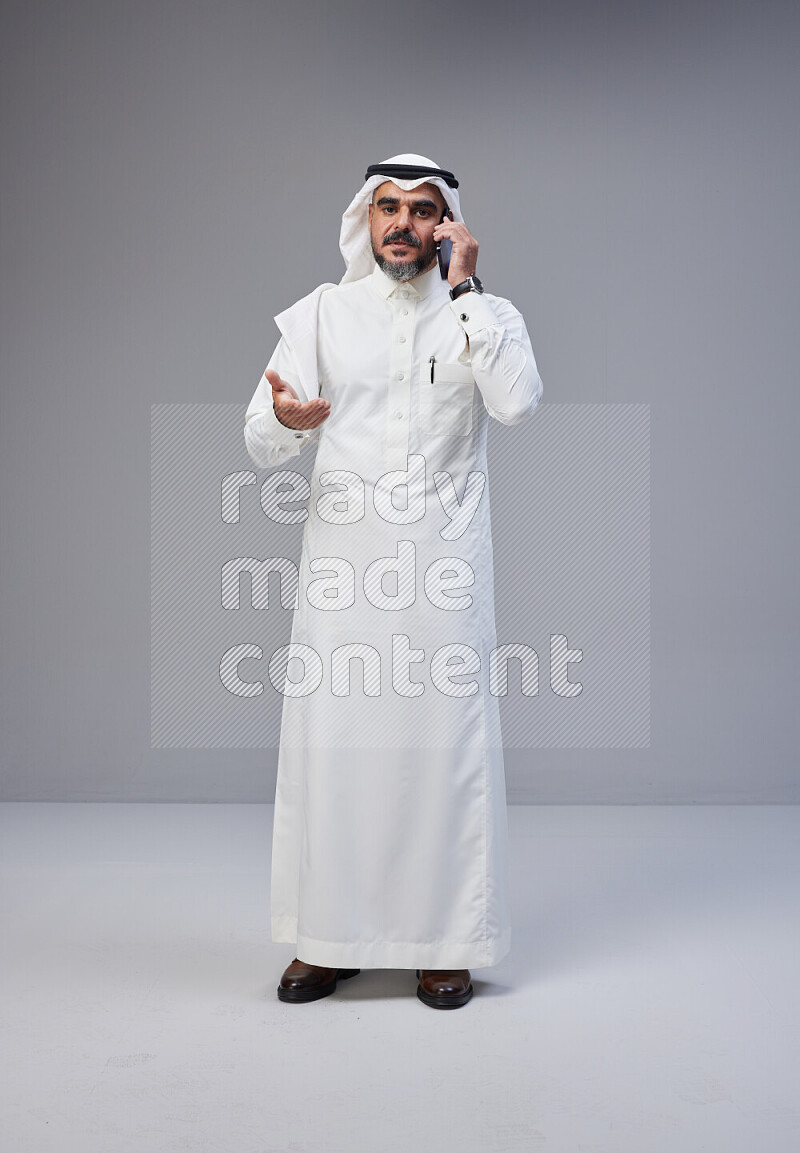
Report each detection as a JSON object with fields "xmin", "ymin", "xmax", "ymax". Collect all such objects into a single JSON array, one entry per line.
[{"xmin": 385, "ymin": 289, "xmax": 415, "ymax": 470}]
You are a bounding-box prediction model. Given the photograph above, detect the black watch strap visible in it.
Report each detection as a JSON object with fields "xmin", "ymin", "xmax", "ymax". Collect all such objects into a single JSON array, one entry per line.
[{"xmin": 450, "ymin": 275, "xmax": 484, "ymax": 301}]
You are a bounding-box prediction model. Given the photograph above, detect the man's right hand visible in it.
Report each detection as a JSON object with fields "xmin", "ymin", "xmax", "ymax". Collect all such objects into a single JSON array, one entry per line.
[{"xmin": 266, "ymin": 370, "xmax": 331, "ymax": 431}]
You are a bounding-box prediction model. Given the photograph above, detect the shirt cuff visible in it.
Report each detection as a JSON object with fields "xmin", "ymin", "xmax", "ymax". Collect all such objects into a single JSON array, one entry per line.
[
  {"xmin": 449, "ymin": 292, "xmax": 502, "ymax": 338},
  {"xmin": 250, "ymin": 403, "xmax": 312, "ymax": 453}
]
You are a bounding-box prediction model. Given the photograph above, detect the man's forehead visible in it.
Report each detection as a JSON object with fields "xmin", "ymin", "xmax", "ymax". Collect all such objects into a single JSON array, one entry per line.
[{"xmin": 373, "ymin": 179, "xmax": 445, "ymax": 206}]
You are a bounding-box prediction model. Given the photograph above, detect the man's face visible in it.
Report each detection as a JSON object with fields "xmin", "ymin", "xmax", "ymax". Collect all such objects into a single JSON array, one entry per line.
[{"xmin": 368, "ymin": 180, "xmax": 447, "ymax": 281}]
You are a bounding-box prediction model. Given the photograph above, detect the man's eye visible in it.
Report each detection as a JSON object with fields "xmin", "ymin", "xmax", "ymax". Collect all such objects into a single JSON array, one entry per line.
[{"xmin": 415, "ymin": 209, "xmax": 430, "ymax": 218}]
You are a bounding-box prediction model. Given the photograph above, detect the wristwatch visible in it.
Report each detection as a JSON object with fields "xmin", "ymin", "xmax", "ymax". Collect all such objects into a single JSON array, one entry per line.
[{"xmin": 449, "ymin": 275, "xmax": 484, "ymax": 301}]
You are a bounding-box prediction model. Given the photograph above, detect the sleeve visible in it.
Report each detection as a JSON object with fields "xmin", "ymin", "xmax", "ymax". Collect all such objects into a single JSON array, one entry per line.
[
  {"xmin": 448, "ymin": 292, "xmax": 543, "ymax": 425},
  {"xmin": 243, "ymin": 335, "xmax": 321, "ymax": 469}
]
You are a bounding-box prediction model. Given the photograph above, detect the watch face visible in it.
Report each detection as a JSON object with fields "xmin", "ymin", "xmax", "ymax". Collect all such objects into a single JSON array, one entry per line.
[{"xmin": 471, "ymin": 276, "xmax": 484, "ymax": 294}]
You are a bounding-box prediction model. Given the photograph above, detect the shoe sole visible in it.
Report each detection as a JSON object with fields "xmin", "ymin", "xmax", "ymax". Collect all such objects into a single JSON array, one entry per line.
[
  {"xmin": 415, "ymin": 970, "xmax": 474, "ymax": 1009},
  {"xmin": 277, "ymin": 967, "xmax": 360, "ymax": 1003}
]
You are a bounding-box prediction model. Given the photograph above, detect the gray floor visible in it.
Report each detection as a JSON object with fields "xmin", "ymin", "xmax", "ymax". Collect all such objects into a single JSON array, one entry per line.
[{"xmin": 1, "ymin": 803, "xmax": 798, "ymax": 1153}]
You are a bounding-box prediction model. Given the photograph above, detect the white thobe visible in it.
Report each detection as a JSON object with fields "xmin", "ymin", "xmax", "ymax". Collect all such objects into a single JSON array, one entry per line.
[{"xmin": 244, "ymin": 260, "xmax": 542, "ymax": 969}]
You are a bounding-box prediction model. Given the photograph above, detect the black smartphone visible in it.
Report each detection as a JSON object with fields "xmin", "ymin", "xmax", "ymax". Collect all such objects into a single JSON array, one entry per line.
[{"xmin": 436, "ymin": 209, "xmax": 453, "ymax": 279}]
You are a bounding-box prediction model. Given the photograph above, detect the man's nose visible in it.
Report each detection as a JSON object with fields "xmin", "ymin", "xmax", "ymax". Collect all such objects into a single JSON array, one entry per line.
[{"xmin": 395, "ymin": 205, "xmax": 413, "ymax": 231}]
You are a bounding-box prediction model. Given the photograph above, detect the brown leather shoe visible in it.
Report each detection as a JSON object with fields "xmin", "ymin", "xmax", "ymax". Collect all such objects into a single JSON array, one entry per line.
[
  {"xmin": 277, "ymin": 957, "xmax": 361, "ymax": 1003},
  {"xmin": 416, "ymin": 968, "xmax": 473, "ymax": 1009}
]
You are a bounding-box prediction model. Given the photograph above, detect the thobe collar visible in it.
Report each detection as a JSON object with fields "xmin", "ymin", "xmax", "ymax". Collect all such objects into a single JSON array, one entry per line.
[{"xmin": 370, "ymin": 260, "xmax": 444, "ymax": 301}]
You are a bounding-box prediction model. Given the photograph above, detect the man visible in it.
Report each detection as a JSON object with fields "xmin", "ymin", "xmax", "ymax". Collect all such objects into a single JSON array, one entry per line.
[{"xmin": 244, "ymin": 154, "xmax": 543, "ymax": 1009}]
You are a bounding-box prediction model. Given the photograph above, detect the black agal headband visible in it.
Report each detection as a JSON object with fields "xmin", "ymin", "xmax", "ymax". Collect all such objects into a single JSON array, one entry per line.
[{"xmin": 364, "ymin": 162, "xmax": 459, "ymax": 189}]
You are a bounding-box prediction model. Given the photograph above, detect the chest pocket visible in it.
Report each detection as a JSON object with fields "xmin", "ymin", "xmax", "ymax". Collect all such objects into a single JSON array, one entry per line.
[{"xmin": 419, "ymin": 361, "xmax": 475, "ymax": 437}]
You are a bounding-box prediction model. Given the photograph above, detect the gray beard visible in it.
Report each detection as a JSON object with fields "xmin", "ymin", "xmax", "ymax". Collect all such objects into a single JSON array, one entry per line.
[
  {"xmin": 371, "ymin": 231, "xmax": 437, "ymax": 282},
  {"xmin": 372, "ymin": 249, "xmax": 430, "ymax": 281}
]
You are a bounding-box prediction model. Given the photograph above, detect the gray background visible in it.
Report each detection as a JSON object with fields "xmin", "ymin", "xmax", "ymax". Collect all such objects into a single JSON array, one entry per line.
[{"xmin": 1, "ymin": 0, "xmax": 797, "ymax": 801}]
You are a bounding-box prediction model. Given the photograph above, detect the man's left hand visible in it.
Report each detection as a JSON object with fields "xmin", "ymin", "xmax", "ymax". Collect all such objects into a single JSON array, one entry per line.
[{"xmin": 433, "ymin": 219, "xmax": 479, "ymax": 289}]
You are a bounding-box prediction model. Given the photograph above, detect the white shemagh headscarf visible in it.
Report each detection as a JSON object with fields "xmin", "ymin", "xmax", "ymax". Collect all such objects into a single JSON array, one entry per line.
[{"xmin": 338, "ymin": 153, "xmax": 464, "ymax": 284}]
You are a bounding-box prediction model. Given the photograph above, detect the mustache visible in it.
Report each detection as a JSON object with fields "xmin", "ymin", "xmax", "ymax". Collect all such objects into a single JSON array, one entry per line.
[{"xmin": 383, "ymin": 230, "xmax": 421, "ymax": 248}]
